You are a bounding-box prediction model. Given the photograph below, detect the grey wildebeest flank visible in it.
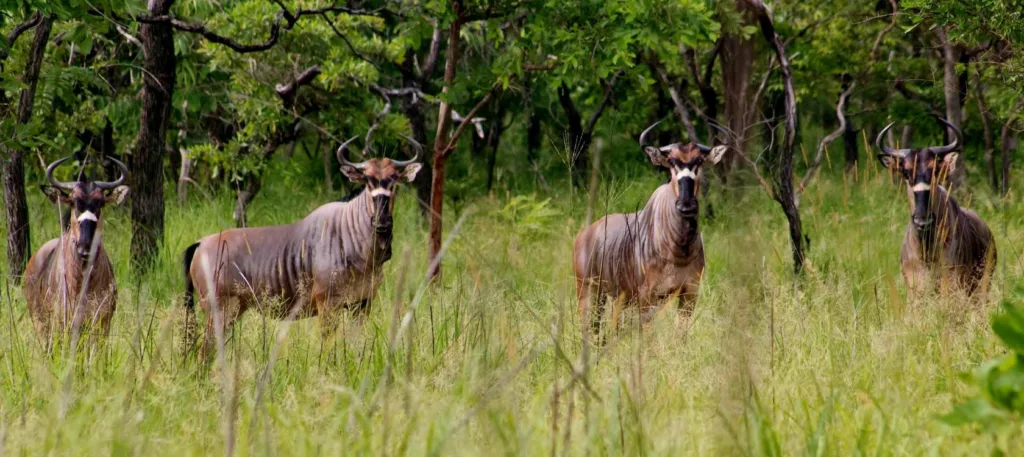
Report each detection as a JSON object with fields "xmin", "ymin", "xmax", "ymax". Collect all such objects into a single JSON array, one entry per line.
[
  {"xmin": 573, "ymin": 121, "xmax": 726, "ymax": 342},
  {"xmin": 183, "ymin": 136, "xmax": 422, "ymax": 358},
  {"xmin": 875, "ymin": 118, "xmax": 996, "ymax": 297},
  {"xmin": 22, "ymin": 156, "xmax": 130, "ymax": 348}
]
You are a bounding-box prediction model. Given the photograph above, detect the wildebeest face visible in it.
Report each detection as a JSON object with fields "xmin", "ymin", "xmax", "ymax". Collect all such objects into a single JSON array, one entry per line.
[
  {"xmin": 876, "ymin": 118, "xmax": 961, "ymax": 230},
  {"xmin": 43, "ymin": 156, "xmax": 130, "ymax": 262},
  {"xmin": 335, "ymin": 136, "xmax": 423, "ymax": 235},
  {"xmin": 639, "ymin": 120, "xmax": 727, "ymax": 218}
]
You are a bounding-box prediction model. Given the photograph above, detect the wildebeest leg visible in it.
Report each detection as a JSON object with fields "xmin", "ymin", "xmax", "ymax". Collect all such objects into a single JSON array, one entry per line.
[
  {"xmin": 678, "ymin": 283, "xmax": 699, "ymax": 319},
  {"xmin": 902, "ymin": 260, "xmax": 927, "ymax": 302},
  {"xmin": 200, "ymin": 296, "xmax": 243, "ymax": 362},
  {"xmin": 577, "ymin": 281, "xmax": 607, "ymax": 345}
]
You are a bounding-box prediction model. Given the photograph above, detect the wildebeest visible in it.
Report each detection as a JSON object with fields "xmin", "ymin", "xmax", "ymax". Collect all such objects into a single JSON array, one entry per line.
[
  {"xmin": 876, "ymin": 118, "xmax": 996, "ymax": 297},
  {"xmin": 23, "ymin": 156, "xmax": 129, "ymax": 347},
  {"xmin": 183, "ymin": 136, "xmax": 422, "ymax": 357},
  {"xmin": 573, "ymin": 121, "xmax": 726, "ymax": 341}
]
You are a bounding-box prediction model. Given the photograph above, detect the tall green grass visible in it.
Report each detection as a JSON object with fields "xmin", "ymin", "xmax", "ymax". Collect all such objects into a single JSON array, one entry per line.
[{"xmin": 1, "ymin": 150, "xmax": 1022, "ymax": 456}]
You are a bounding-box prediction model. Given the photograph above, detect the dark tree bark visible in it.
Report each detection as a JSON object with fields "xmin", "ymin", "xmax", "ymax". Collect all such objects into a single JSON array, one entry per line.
[
  {"xmin": 556, "ymin": 74, "xmax": 619, "ymax": 188},
  {"xmin": 843, "ymin": 121, "xmax": 858, "ymax": 171},
  {"xmin": 485, "ymin": 102, "xmax": 508, "ymax": 192},
  {"xmin": 720, "ymin": 3, "xmax": 756, "ymax": 173},
  {"xmin": 526, "ymin": 104, "xmax": 548, "ymax": 190},
  {"xmin": 399, "ymin": 50, "xmax": 434, "ymax": 214},
  {"xmin": 428, "ymin": 10, "xmax": 465, "ymax": 282},
  {"xmin": 975, "ymin": 69, "xmax": 998, "ymax": 190},
  {"xmin": 936, "ymin": 28, "xmax": 966, "ymax": 190},
  {"xmin": 747, "ymin": 0, "xmax": 805, "ymax": 273},
  {"xmin": 131, "ymin": 0, "xmax": 177, "ymax": 272},
  {"xmin": 3, "ymin": 15, "xmax": 52, "ymax": 282}
]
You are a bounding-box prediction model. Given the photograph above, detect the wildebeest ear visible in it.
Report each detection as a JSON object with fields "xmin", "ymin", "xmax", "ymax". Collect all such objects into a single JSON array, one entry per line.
[
  {"xmin": 402, "ymin": 163, "xmax": 422, "ymax": 182},
  {"xmin": 40, "ymin": 185, "xmax": 69, "ymax": 204},
  {"xmin": 643, "ymin": 146, "xmax": 668, "ymax": 167},
  {"xmin": 942, "ymin": 153, "xmax": 959, "ymax": 173},
  {"xmin": 106, "ymin": 185, "xmax": 130, "ymax": 205},
  {"xmin": 707, "ymin": 145, "xmax": 728, "ymax": 165},
  {"xmin": 876, "ymin": 154, "xmax": 896, "ymax": 169},
  {"xmin": 340, "ymin": 165, "xmax": 364, "ymax": 182}
]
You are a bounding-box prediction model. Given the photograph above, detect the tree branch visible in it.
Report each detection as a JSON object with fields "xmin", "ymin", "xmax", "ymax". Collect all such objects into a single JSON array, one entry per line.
[
  {"xmin": 364, "ymin": 86, "xmax": 394, "ymax": 156},
  {"xmin": 870, "ymin": 0, "xmax": 899, "ymax": 62},
  {"xmin": 443, "ymin": 87, "xmax": 498, "ymax": 157},
  {"xmin": 649, "ymin": 56, "xmax": 698, "ymax": 141},
  {"xmin": 137, "ymin": 12, "xmax": 287, "ymax": 53},
  {"xmin": 419, "ymin": 20, "xmax": 443, "ymax": 78},
  {"xmin": 799, "ymin": 80, "xmax": 855, "ymax": 197},
  {"xmin": 893, "ymin": 78, "xmax": 945, "ymax": 117},
  {"xmin": 321, "ymin": 13, "xmax": 381, "ymax": 71},
  {"xmin": 6, "ymin": 12, "xmax": 43, "ymax": 48},
  {"xmin": 275, "ymin": 65, "xmax": 322, "ymax": 108},
  {"xmin": 584, "ymin": 71, "xmax": 621, "ymax": 135}
]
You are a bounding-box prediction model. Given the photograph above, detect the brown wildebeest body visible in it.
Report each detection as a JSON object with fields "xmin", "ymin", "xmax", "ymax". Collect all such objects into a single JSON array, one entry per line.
[
  {"xmin": 877, "ymin": 119, "xmax": 996, "ymax": 297},
  {"xmin": 23, "ymin": 156, "xmax": 128, "ymax": 347},
  {"xmin": 574, "ymin": 121, "xmax": 725, "ymax": 341},
  {"xmin": 184, "ymin": 137, "xmax": 421, "ymax": 357}
]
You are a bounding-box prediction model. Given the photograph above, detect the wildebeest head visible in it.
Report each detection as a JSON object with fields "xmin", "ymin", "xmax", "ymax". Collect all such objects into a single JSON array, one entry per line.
[
  {"xmin": 876, "ymin": 118, "xmax": 961, "ymax": 230},
  {"xmin": 336, "ymin": 135, "xmax": 423, "ymax": 235},
  {"xmin": 639, "ymin": 120, "xmax": 727, "ymax": 218},
  {"xmin": 42, "ymin": 156, "xmax": 130, "ymax": 262}
]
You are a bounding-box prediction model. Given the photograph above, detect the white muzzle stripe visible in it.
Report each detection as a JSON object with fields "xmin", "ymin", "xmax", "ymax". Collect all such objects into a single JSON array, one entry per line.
[
  {"xmin": 77, "ymin": 210, "xmax": 98, "ymax": 223},
  {"xmin": 911, "ymin": 182, "xmax": 930, "ymax": 192},
  {"xmin": 675, "ymin": 167, "xmax": 696, "ymax": 181},
  {"xmin": 370, "ymin": 188, "xmax": 392, "ymax": 197}
]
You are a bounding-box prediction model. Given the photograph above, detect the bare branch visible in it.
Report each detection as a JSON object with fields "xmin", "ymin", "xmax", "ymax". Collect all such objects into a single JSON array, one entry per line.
[
  {"xmin": 419, "ymin": 20, "xmax": 443, "ymax": 78},
  {"xmin": 365, "ymin": 86, "xmax": 393, "ymax": 155},
  {"xmin": 649, "ymin": 57, "xmax": 698, "ymax": 141},
  {"xmin": 894, "ymin": 78, "xmax": 945, "ymax": 117},
  {"xmin": 275, "ymin": 65, "xmax": 322, "ymax": 108},
  {"xmin": 869, "ymin": 0, "xmax": 898, "ymax": 62},
  {"xmin": 115, "ymin": 25, "xmax": 143, "ymax": 48},
  {"xmin": 6, "ymin": 12, "xmax": 43, "ymax": 48},
  {"xmin": 799, "ymin": 81, "xmax": 855, "ymax": 197},
  {"xmin": 443, "ymin": 87, "xmax": 499, "ymax": 157},
  {"xmin": 137, "ymin": 12, "xmax": 286, "ymax": 53},
  {"xmin": 584, "ymin": 71, "xmax": 621, "ymax": 135},
  {"xmin": 321, "ymin": 13, "xmax": 381, "ymax": 71}
]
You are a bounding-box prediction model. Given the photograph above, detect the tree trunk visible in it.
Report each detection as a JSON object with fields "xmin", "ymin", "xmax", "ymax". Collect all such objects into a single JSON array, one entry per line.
[
  {"xmin": 3, "ymin": 16, "xmax": 52, "ymax": 282},
  {"xmin": 557, "ymin": 83, "xmax": 588, "ymax": 187},
  {"xmin": 748, "ymin": 0, "xmax": 804, "ymax": 273},
  {"xmin": 974, "ymin": 69, "xmax": 997, "ymax": 190},
  {"xmin": 132, "ymin": 0, "xmax": 177, "ymax": 272},
  {"xmin": 937, "ymin": 28, "xmax": 966, "ymax": 190},
  {"xmin": 485, "ymin": 102, "xmax": 507, "ymax": 192},
  {"xmin": 400, "ymin": 50, "xmax": 433, "ymax": 215},
  {"xmin": 526, "ymin": 106, "xmax": 548, "ymax": 190},
  {"xmin": 720, "ymin": 8, "xmax": 755, "ymax": 173},
  {"xmin": 427, "ymin": 12, "xmax": 463, "ymax": 282},
  {"xmin": 1001, "ymin": 118, "xmax": 1017, "ymax": 197},
  {"xmin": 233, "ymin": 176, "xmax": 261, "ymax": 228},
  {"xmin": 843, "ymin": 121, "xmax": 858, "ymax": 171}
]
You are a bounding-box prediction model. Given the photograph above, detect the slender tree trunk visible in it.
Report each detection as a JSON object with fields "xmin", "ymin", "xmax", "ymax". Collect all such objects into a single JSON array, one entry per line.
[
  {"xmin": 937, "ymin": 28, "xmax": 966, "ymax": 190},
  {"xmin": 557, "ymin": 83, "xmax": 588, "ymax": 186},
  {"xmin": 3, "ymin": 16, "xmax": 52, "ymax": 281},
  {"xmin": 974, "ymin": 69, "xmax": 997, "ymax": 190},
  {"xmin": 132, "ymin": 0, "xmax": 177, "ymax": 272},
  {"xmin": 428, "ymin": 11, "xmax": 463, "ymax": 282},
  {"xmin": 1001, "ymin": 118, "xmax": 1017, "ymax": 196},
  {"xmin": 485, "ymin": 103, "xmax": 507, "ymax": 192},
  {"xmin": 843, "ymin": 121, "xmax": 858, "ymax": 171},
  {"xmin": 720, "ymin": 9, "xmax": 755, "ymax": 173},
  {"xmin": 526, "ymin": 106, "xmax": 548, "ymax": 190},
  {"xmin": 400, "ymin": 50, "xmax": 433, "ymax": 215}
]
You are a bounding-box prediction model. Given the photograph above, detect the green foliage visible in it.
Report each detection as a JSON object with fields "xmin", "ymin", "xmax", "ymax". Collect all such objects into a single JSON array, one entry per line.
[{"xmin": 942, "ymin": 283, "xmax": 1024, "ymax": 434}]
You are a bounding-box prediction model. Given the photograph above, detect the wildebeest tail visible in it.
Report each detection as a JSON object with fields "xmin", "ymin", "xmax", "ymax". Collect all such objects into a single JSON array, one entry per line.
[{"xmin": 183, "ymin": 242, "xmax": 200, "ymax": 313}]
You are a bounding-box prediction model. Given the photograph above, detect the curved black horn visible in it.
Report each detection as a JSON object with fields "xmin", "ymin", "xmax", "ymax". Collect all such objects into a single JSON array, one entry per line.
[
  {"xmin": 94, "ymin": 156, "xmax": 128, "ymax": 190},
  {"xmin": 875, "ymin": 122, "xmax": 910, "ymax": 157},
  {"xmin": 930, "ymin": 117, "xmax": 962, "ymax": 155},
  {"xmin": 639, "ymin": 120, "xmax": 663, "ymax": 147},
  {"xmin": 335, "ymin": 136, "xmax": 368, "ymax": 169},
  {"xmin": 45, "ymin": 156, "xmax": 76, "ymax": 191},
  {"xmin": 392, "ymin": 134, "xmax": 422, "ymax": 167}
]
